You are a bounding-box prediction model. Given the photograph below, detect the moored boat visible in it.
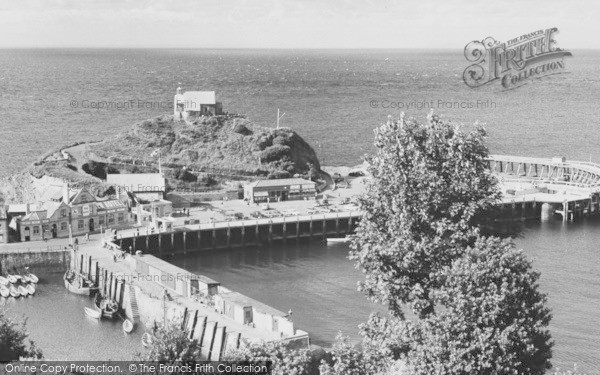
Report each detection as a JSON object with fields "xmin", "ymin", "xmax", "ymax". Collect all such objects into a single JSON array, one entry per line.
[
  {"xmin": 26, "ymin": 284, "xmax": 36, "ymax": 295},
  {"xmin": 84, "ymin": 307, "xmax": 102, "ymax": 319},
  {"xmin": 0, "ymin": 276, "xmax": 8, "ymax": 286},
  {"xmin": 6, "ymin": 275, "xmax": 17, "ymax": 284},
  {"xmin": 64, "ymin": 270, "xmax": 97, "ymax": 296},
  {"xmin": 27, "ymin": 273, "xmax": 39, "ymax": 284},
  {"xmin": 18, "ymin": 285, "xmax": 29, "ymax": 296},
  {"xmin": 9, "ymin": 285, "xmax": 20, "ymax": 298},
  {"xmin": 0, "ymin": 285, "xmax": 9, "ymax": 298},
  {"xmin": 123, "ymin": 319, "xmax": 135, "ymax": 334},
  {"xmin": 94, "ymin": 294, "xmax": 119, "ymax": 319},
  {"xmin": 326, "ymin": 236, "xmax": 350, "ymax": 243},
  {"xmin": 21, "ymin": 275, "xmax": 32, "ymax": 284}
]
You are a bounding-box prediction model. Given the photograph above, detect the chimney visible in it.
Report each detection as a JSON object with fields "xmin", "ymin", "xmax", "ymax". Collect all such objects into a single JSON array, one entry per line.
[{"xmin": 63, "ymin": 183, "xmax": 70, "ymax": 204}]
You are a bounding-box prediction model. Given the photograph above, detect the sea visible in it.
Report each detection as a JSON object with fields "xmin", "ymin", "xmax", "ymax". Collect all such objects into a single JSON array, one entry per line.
[{"xmin": 0, "ymin": 49, "xmax": 599, "ymax": 370}]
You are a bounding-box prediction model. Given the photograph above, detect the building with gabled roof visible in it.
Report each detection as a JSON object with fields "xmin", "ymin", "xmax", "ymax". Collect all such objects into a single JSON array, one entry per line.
[
  {"xmin": 244, "ymin": 178, "xmax": 316, "ymax": 203},
  {"xmin": 16, "ymin": 185, "xmax": 130, "ymax": 242},
  {"xmin": 173, "ymin": 87, "xmax": 223, "ymax": 121}
]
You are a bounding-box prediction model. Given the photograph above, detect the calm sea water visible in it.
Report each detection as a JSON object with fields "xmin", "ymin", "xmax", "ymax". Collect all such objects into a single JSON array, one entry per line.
[
  {"xmin": 1, "ymin": 49, "xmax": 600, "ymax": 369},
  {"xmin": 2, "ymin": 273, "xmax": 144, "ymax": 360}
]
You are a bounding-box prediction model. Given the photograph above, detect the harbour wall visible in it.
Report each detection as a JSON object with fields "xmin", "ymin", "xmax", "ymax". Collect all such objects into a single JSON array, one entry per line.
[{"xmin": 0, "ymin": 247, "xmax": 70, "ymax": 274}]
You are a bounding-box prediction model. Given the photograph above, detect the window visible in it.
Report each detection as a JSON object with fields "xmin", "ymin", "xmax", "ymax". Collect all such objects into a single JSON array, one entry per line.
[
  {"xmin": 60, "ymin": 222, "xmax": 67, "ymax": 231},
  {"xmin": 33, "ymin": 226, "xmax": 39, "ymax": 234},
  {"xmin": 118, "ymin": 213, "xmax": 124, "ymax": 222},
  {"xmin": 60, "ymin": 209, "xmax": 67, "ymax": 218},
  {"xmin": 108, "ymin": 214, "xmax": 114, "ymax": 224},
  {"xmin": 82, "ymin": 205, "xmax": 90, "ymax": 216},
  {"xmin": 78, "ymin": 220, "xmax": 84, "ymax": 229},
  {"xmin": 99, "ymin": 217, "xmax": 105, "ymax": 226}
]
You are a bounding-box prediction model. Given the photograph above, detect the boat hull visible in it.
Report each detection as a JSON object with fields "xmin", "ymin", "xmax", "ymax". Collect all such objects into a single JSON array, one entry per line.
[
  {"xmin": 7, "ymin": 275, "xmax": 17, "ymax": 284},
  {"xmin": 26, "ymin": 284, "xmax": 36, "ymax": 295},
  {"xmin": 84, "ymin": 307, "xmax": 102, "ymax": 319},
  {"xmin": 141, "ymin": 332, "xmax": 154, "ymax": 347},
  {"xmin": 18, "ymin": 285, "xmax": 28, "ymax": 296},
  {"xmin": 27, "ymin": 274, "xmax": 39, "ymax": 284},
  {"xmin": 0, "ymin": 286, "xmax": 9, "ymax": 298},
  {"xmin": 123, "ymin": 319, "xmax": 135, "ymax": 333},
  {"xmin": 9, "ymin": 286, "xmax": 20, "ymax": 298},
  {"xmin": 64, "ymin": 271, "xmax": 96, "ymax": 296},
  {"xmin": 0, "ymin": 276, "xmax": 8, "ymax": 286}
]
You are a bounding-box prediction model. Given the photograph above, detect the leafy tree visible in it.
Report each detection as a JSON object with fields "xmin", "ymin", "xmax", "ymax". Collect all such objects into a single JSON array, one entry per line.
[
  {"xmin": 138, "ymin": 321, "xmax": 201, "ymax": 366},
  {"xmin": 0, "ymin": 312, "xmax": 42, "ymax": 361},
  {"xmin": 224, "ymin": 340, "xmax": 318, "ymax": 375},
  {"xmin": 403, "ymin": 237, "xmax": 552, "ymax": 374},
  {"xmin": 350, "ymin": 112, "xmax": 500, "ymax": 318}
]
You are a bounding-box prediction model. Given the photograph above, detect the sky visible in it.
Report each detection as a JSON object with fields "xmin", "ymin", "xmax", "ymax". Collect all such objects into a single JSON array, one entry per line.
[{"xmin": 0, "ymin": 0, "xmax": 597, "ymax": 49}]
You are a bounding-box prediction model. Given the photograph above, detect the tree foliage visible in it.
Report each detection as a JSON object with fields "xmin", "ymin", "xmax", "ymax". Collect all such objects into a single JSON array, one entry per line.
[
  {"xmin": 0, "ymin": 312, "xmax": 42, "ymax": 361},
  {"xmin": 138, "ymin": 321, "xmax": 201, "ymax": 366},
  {"xmin": 401, "ymin": 237, "xmax": 553, "ymax": 374},
  {"xmin": 224, "ymin": 340, "xmax": 319, "ymax": 375},
  {"xmin": 350, "ymin": 112, "xmax": 501, "ymax": 318}
]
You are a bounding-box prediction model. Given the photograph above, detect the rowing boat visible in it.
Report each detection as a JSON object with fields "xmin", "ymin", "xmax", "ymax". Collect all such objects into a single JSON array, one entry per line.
[
  {"xmin": 26, "ymin": 284, "xmax": 36, "ymax": 295},
  {"xmin": 21, "ymin": 275, "xmax": 32, "ymax": 284},
  {"xmin": 9, "ymin": 285, "xmax": 20, "ymax": 298},
  {"xmin": 6, "ymin": 275, "xmax": 17, "ymax": 284},
  {"xmin": 0, "ymin": 276, "xmax": 8, "ymax": 286},
  {"xmin": 84, "ymin": 307, "xmax": 102, "ymax": 319},
  {"xmin": 123, "ymin": 319, "xmax": 135, "ymax": 334},
  {"xmin": 27, "ymin": 273, "xmax": 39, "ymax": 284},
  {"xmin": 18, "ymin": 285, "xmax": 29, "ymax": 296},
  {"xmin": 326, "ymin": 237, "xmax": 350, "ymax": 243},
  {"xmin": 0, "ymin": 285, "xmax": 9, "ymax": 298}
]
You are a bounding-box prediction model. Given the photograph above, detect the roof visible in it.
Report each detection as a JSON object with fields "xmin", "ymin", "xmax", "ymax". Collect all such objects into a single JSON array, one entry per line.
[
  {"xmin": 7, "ymin": 204, "xmax": 28, "ymax": 214},
  {"xmin": 41, "ymin": 185, "xmax": 64, "ymax": 202},
  {"xmin": 107, "ymin": 173, "xmax": 166, "ymax": 192},
  {"xmin": 43, "ymin": 201, "xmax": 64, "ymax": 218},
  {"xmin": 21, "ymin": 211, "xmax": 47, "ymax": 222},
  {"xmin": 178, "ymin": 91, "xmax": 216, "ymax": 110},
  {"xmin": 96, "ymin": 199, "xmax": 126, "ymax": 210},
  {"xmin": 246, "ymin": 178, "xmax": 316, "ymax": 188}
]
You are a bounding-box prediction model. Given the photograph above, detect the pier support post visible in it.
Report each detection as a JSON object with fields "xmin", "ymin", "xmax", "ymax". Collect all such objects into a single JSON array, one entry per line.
[
  {"xmin": 241, "ymin": 225, "xmax": 245, "ymax": 248},
  {"xmin": 282, "ymin": 218, "xmax": 287, "ymax": 242},
  {"xmin": 212, "ymin": 228, "xmax": 217, "ymax": 249},
  {"xmin": 268, "ymin": 221, "xmax": 273, "ymax": 246},
  {"xmin": 94, "ymin": 262, "xmax": 99, "ymax": 286},
  {"xmin": 226, "ymin": 226, "xmax": 231, "ymax": 248},
  {"xmin": 563, "ymin": 201, "xmax": 569, "ymax": 222},
  {"xmin": 183, "ymin": 232, "xmax": 187, "ymax": 253},
  {"xmin": 335, "ymin": 214, "xmax": 340, "ymax": 234}
]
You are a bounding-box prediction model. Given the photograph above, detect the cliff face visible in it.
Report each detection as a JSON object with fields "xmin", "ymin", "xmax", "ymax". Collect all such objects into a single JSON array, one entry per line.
[
  {"xmin": 89, "ymin": 114, "xmax": 320, "ymax": 177},
  {"xmin": 0, "ymin": 114, "xmax": 321, "ymax": 204}
]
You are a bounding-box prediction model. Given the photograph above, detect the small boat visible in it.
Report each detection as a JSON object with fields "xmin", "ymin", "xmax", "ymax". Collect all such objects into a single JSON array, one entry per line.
[
  {"xmin": 94, "ymin": 294, "xmax": 119, "ymax": 319},
  {"xmin": 0, "ymin": 286, "xmax": 9, "ymax": 298},
  {"xmin": 123, "ymin": 319, "xmax": 135, "ymax": 333},
  {"xmin": 26, "ymin": 284, "xmax": 36, "ymax": 295},
  {"xmin": 27, "ymin": 273, "xmax": 39, "ymax": 284},
  {"xmin": 84, "ymin": 307, "xmax": 102, "ymax": 319},
  {"xmin": 13, "ymin": 274, "xmax": 22, "ymax": 282},
  {"xmin": 0, "ymin": 276, "xmax": 8, "ymax": 286},
  {"xmin": 141, "ymin": 332, "xmax": 154, "ymax": 347},
  {"xmin": 6, "ymin": 275, "xmax": 17, "ymax": 284},
  {"xmin": 21, "ymin": 275, "xmax": 32, "ymax": 284},
  {"xmin": 18, "ymin": 285, "xmax": 29, "ymax": 296},
  {"xmin": 9, "ymin": 285, "xmax": 20, "ymax": 298},
  {"xmin": 64, "ymin": 270, "xmax": 97, "ymax": 296},
  {"xmin": 327, "ymin": 237, "xmax": 350, "ymax": 243}
]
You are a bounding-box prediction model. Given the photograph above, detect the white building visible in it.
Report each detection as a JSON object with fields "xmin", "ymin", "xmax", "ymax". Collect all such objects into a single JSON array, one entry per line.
[
  {"xmin": 173, "ymin": 87, "xmax": 223, "ymax": 121},
  {"xmin": 106, "ymin": 173, "xmax": 172, "ymax": 227}
]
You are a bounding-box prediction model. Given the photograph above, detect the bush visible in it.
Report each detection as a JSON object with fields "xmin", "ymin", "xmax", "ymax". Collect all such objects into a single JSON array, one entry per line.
[
  {"xmin": 260, "ymin": 145, "xmax": 291, "ymax": 163},
  {"xmin": 0, "ymin": 313, "xmax": 42, "ymax": 361},
  {"xmin": 82, "ymin": 160, "xmax": 108, "ymax": 180}
]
